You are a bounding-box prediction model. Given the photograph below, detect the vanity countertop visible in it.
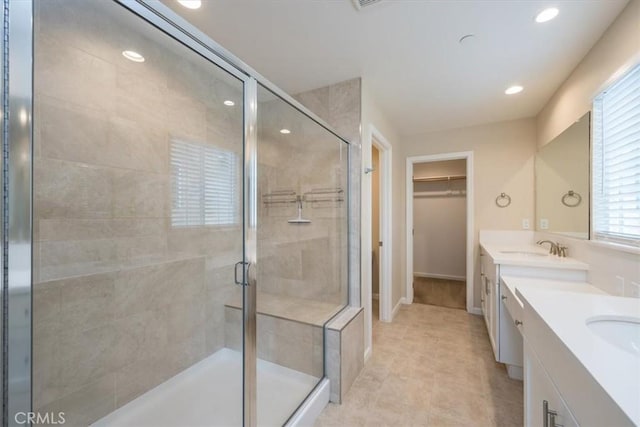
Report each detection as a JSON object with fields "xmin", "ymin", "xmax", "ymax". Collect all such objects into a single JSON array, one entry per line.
[
  {"xmin": 480, "ymin": 242, "xmax": 589, "ymax": 270},
  {"xmin": 501, "ymin": 276, "xmax": 606, "ymax": 308},
  {"xmin": 518, "ymin": 286, "xmax": 640, "ymax": 425}
]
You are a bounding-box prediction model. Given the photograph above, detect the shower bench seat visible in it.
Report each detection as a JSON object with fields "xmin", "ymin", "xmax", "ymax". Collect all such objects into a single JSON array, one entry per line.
[
  {"xmin": 224, "ymin": 291, "xmax": 344, "ymax": 327},
  {"xmin": 224, "ymin": 292, "xmax": 363, "ymax": 404}
]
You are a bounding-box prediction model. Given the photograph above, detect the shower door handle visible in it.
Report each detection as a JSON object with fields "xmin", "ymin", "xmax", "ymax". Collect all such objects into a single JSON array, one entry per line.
[{"xmin": 234, "ymin": 261, "xmax": 250, "ymax": 286}]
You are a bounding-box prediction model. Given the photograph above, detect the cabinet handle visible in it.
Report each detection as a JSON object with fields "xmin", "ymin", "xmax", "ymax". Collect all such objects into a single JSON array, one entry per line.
[
  {"xmin": 501, "ymin": 295, "xmax": 507, "ymax": 301},
  {"xmin": 515, "ymin": 319, "xmax": 523, "ymax": 326}
]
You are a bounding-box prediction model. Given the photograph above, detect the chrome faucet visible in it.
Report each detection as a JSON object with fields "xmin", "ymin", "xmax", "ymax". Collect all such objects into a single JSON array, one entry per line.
[
  {"xmin": 536, "ymin": 240, "xmax": 568, "ymax": 257},
  {"xmin": 537, "ymin": 240, "xmax": 558, "ymax": 254}
]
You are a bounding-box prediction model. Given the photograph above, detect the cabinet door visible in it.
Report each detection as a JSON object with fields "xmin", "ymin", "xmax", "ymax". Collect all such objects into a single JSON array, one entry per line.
[
  {"xmin": 524, "ymin": 343, "xmax": 579, "ymax": 427},
  {"xmin": 480, "ymin": 276, "xmax": 487, "ymax": 319},
  {"xmin": 499, "ymin": 291, "xmax": 523, "ymax": 366},
  {"xmin": 486, "ymin": 275, "xmax": 498, "ymax": 358}
]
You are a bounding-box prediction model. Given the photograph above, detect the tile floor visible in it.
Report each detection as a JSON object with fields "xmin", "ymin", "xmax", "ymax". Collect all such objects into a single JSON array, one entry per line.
[
  {"xmin": 315, "ymin": 302, "xmax": 523, "ymax": 426},
  {"xmin": 413, "ymin": 277, "xmax": 466, "ymax": 310}
]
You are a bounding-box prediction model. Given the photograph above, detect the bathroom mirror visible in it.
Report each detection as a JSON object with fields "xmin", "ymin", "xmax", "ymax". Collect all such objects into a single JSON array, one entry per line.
[{"xmin": 535, "ymin": 112, "xmax": 590, "ymax": 239}]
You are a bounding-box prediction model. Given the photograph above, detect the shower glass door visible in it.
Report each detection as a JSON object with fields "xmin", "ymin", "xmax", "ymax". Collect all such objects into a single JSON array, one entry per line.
[
  {"xmin": 254, "ymin": 84, "xmax": 349, "ymax": 425},
  {"xmin": 31, "ymin": 0, "xmax": 247, "ymax": 425}
]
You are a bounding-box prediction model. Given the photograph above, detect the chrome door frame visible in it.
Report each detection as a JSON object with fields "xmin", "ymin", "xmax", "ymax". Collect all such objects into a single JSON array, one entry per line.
[
  {"xmin": 3, "ymin": 0, "xmax": 34, "ymax": 426},
  {"xmin": 4, "ymin": 0, "xmax": 353, "ymax": 425},
  {"xmin": 243, "ymin": 77, "xmax": 258, "ymax": 427}
]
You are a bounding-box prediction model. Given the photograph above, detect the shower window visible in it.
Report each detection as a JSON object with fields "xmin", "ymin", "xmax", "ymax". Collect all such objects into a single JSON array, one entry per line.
[{"xmin": 171, "ymin": 139, "xmax": 238, "ymax": 227}]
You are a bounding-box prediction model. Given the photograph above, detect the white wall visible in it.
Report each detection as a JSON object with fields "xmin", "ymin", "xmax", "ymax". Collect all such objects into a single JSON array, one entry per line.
[
  {"xmin": 413, "ymin": 160, "xmax": 466, "ymax": 280},
  {"xmin": 401, "ymin": 118, "xmax": 537, "ymax": 309},
  {"xmin": 534, "ymin": 0, "xmax": 640, "ymax": 297},
  {"xmin": 536, "ymin": 0, "xmax": 640, "ymax": 148}
]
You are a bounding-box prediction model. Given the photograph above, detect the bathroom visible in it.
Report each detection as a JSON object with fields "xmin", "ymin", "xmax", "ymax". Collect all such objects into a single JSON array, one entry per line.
[{"xmin": 1, "ymin": 0, "xmax": 639, "ymax": 426}]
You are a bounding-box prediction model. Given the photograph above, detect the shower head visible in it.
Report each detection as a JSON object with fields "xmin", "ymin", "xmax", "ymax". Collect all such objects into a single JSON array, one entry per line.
[
  {"xmin": 288, "ymin": 217, "xmax": 311, "ymax": 224},
  {"xmin": 288, "ymin": 196, "xmax": 311, "ymax": 224}
]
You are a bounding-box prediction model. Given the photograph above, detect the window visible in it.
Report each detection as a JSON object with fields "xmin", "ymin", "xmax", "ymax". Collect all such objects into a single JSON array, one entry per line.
[
  {"xmin": 171, "ymin": 139, "xmax": 238, "ymax": 227},
  {"xmin": 592, "ymin": 63, "xmax": 640, "ymax": 246}
]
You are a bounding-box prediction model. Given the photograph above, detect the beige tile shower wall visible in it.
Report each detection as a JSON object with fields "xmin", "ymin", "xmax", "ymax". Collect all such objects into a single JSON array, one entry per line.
[
  {"xmin": 247, "ymin": 79, "xmax": 359, "ymax": 308},
  {"xmin": 224, "ymin": 307, "xmax": 324, "ymax": 378},
  {"xmin": 294, "ymin": 78, "xmax": 362, "ymax": 306},
  {"xmin": 33, "ymin": 1, "xmax": 243, "ymax": 425},
  {"xmin": 256, "ymin": 98, "xmax": 348, "ymax": 305}
]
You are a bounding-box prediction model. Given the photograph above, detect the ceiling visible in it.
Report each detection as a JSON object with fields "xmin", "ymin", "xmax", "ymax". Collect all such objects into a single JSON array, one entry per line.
[{"xmin": 160, "ymin": 0, "xmax": 629, "ymax": 137}]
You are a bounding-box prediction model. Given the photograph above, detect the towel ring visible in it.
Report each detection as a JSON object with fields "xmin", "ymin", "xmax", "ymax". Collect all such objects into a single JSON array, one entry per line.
[
  {"xmin": 561, "ymin": 190, "xmax": 582, "ymax": 207},
  {"xmin": 495, "ymin": 192, "xmax": 511, "ymax": 208}
]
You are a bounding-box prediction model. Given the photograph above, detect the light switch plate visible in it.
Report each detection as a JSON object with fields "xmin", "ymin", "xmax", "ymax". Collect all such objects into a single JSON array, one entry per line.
[{"xmin": 540, "ymin": 219, "xmax": 549, "ymax": 229}]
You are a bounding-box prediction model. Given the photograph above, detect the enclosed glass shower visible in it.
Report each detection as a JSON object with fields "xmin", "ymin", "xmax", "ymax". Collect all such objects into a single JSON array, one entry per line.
[{"xmin": 1, "ymin": 0, "xmax": 350, "ymax": 426}]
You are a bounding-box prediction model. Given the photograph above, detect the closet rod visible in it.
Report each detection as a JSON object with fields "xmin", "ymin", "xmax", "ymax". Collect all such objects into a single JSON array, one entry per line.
[{"xmin": 413, "ymin": 174, "xmax": 466, "ymax": 183}]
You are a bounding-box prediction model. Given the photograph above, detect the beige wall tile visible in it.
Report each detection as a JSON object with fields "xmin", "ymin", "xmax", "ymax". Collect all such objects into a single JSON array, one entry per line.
[{"xmin": 114, "ymin": 258, "xmax": 205, "ymax": 318}]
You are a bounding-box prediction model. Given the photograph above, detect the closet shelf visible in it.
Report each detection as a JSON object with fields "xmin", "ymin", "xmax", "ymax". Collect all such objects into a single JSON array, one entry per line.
[{"xmin": 413, "ymin": 175, "xmax": 466, "ymax": 182}]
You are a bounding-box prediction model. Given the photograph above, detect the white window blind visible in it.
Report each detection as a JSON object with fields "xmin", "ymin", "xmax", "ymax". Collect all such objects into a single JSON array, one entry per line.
[
  {"xmin": 171, "ymin": 139, "xmax": 238, "ymax": 227},
  {"xmin": 592, "ymin": 63, "xmax": 640, "ymax": 246}
]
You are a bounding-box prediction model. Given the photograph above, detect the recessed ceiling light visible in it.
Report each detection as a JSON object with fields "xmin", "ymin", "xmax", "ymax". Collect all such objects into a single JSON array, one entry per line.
[
  {"xmin": 223, "ymin": 100, "xmax": 235, "ymax": 106},
  {"xmin": 122, "ymin": 50, "xmax": 145, "ymax": 63},
  {"xmin": 535, "ymin": 7, "xmax": 559, "ymax": 23},
  {"xmin": 177, "ymin": 0, "xmax": 201, "ymax": 9},
  {"xmin": 280, "ymin": 129, "xmax": 291, "ymax": 134},
  {"xmin": 505, "ymin": 85, "xmax": 524, "ymax": 95},
  {"xmin": 504, "ymin": 85, "xmax": 524, "ymax": 95}
]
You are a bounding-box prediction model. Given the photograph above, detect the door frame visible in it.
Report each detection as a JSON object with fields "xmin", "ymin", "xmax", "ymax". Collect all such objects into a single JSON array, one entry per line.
[
  {"xmin": 405, "ymin": 152, "xmax": 475, "ymax": 313},
  {"xmin": 362, "ymin": 125, "xmax": 392, "ymax": 360}
]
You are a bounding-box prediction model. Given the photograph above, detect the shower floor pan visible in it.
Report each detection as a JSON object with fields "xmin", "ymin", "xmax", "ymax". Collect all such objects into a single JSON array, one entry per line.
[{"xmin": 92, "ymin": 348, "xmax": 320, "ymax": 427}]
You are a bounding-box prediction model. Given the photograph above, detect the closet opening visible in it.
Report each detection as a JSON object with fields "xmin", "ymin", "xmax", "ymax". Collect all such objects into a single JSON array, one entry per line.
[
  {"xmin": 406, "ymin": 152, "xmax": 475, "ymax": 313},
  {"xmin": 413, "ymin": 160, "xmax": 467, "ymax": 308}
]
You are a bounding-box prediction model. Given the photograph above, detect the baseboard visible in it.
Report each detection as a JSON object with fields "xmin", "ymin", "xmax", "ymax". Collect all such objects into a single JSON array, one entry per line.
[
  {"xmin": 391, "ymin": 298, "xmax": 410, "ymax": 320},
  {"xmin": 414, "ymin": 272, "xmax": 466, "ymax": 281},
  {"xmin": 372, "ymin": 293, "xmax": 379, "ymax": 300},
  {"xmin": 468, "ymin": 307, "xmax": 482, "ymax": 316},
  {"xmin": 391, "ymin": 299, "xmax": 402, "ymax": 319},
  {"xmin": 364, "ymin": 346, "xmax": 372, "ymax": 363}
]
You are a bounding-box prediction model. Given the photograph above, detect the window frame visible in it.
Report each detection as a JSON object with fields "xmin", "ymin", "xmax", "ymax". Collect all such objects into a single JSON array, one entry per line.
[
  {"xmin": 590, "ymin": 63, "xmax": 640, "ymax": 248},
  {"xmin": 170, "ymin": 138, "xmax": 240, "ymax": 229}
]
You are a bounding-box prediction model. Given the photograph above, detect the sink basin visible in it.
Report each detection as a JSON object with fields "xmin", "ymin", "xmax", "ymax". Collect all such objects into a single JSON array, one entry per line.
[
  {"xmin": 587, "ymin": 316, "xmax": 640, "ymax": 356},
  {"xmin": 500, "ymin": 251, "xmax": 548, "ymax": 257}
]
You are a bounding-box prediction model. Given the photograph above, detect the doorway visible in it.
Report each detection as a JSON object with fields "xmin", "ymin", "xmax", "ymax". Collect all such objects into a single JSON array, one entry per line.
[
  {"xmin": 362, "ymin": 125, "xmax": 392, "ymax": 360},
  {"xmin": 371, "ymin": 146, "xmax": 381, "ymax": 320},
  {"xmin": 406, "ymin": 152, "xmax": 475, "ymax": 313},
  {"xmin": 413, "ymin": 159, "xmax": 467, "ymax": 309}
]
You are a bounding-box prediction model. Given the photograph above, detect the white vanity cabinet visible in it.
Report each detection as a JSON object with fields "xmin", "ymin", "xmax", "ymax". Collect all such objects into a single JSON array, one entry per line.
[
  {"xmin": 524, "ymin": 341, "xmax": 579, "ymax": 427},
  {"xmin": 478, "ymin": 244, "xmax": 588, "ymax": 379},
  {"xmin": 519, "ymin": 287, "xmax": 636, "ymax": 427},
  {"xmin": 480, "ymin": 248, "xmax": 529, "ymax": 372},
  {"xmin": 480, "ymin": 250, "xmax": 498, "ymax": 355}
]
